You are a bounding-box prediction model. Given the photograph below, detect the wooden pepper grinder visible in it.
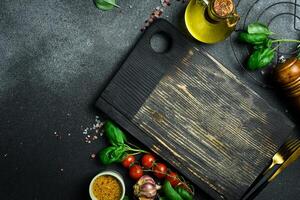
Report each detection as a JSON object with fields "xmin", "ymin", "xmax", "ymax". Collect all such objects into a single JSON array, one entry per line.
[{"xmin": 274, "ymin": 56, "xmax": 300, "ymax": 112}]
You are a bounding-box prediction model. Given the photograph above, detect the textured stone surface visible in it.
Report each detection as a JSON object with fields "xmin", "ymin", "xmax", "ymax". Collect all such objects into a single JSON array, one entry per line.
[{"xmin": 0, "ymin": 0, "xmax": 299, "ymax": 199}]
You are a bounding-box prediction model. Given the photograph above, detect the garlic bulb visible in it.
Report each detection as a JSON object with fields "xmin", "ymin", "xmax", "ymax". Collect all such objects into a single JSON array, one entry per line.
[{"xmin": 133, "ymin": 175, "xmax": 161, "ymax": 200}]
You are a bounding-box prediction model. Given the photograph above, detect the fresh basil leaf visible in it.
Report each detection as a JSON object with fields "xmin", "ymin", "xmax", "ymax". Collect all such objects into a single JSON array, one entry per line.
[
  {"xmin": 253, "ymin": 39, "xmax": 272, "ymax": 50},
  {"xmin": 253, "ymin": 45, "xmax": 264, "ymax": 50},
  {"xmin": 98, "ymin": 146, "xmax": 126, "ymax": 165},
  {"xmin": 247, "ymin": 48, "xmax": 275, "ymax": 70},
  {"xmin": 99, "ymin": 146, "xmax": 118, "ymax": 165},
  {"xmin": 94, "ymin": 0, "xmax": 119, "ymax": 11},
  {"xmin": 239, "ymin": 32, "xmax": 268, "ymax": 45},
  {"xmin": 247, "ymin": 22, "xmax": 273, "ymax": 35},
  {"xmin": 112, "ymin": 145, "xmax": 127, "ymax": 161},
  {"xmin": 104, "ymin": 0, "xmax": 120, "ymax": 7},
  {"xmin": 104, "ymin": 121, "xmax": 127, "ymax": 146}
]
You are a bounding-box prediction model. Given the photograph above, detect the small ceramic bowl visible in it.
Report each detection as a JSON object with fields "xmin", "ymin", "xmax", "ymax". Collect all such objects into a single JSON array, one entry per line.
[{"xmin": 89, "ymin": 171, "xmax": 125, "ymax": 200}]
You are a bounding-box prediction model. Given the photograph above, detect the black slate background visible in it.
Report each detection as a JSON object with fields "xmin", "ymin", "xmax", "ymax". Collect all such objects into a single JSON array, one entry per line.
[{"xmin": 0, "ymin": 0, "xmax": 299, "ymax": 199}]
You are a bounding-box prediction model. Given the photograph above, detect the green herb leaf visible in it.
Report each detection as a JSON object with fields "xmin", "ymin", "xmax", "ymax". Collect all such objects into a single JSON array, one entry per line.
[
  {"xmin": 247, "ymin": 48, "xmax": 275, "ymax": 70},
  {"xmin": 103, "ymin": 0, "xmax": 120, "ymax": 7},
  {"xmin": 253, "ymin": 45, "xmax": 264, "ymax": 50},
  {"xmin": 247, "ymin": 22, "xmax": 273, "ymax": 35},
  {"xmin": 239, "ymin": 32, "xmax": 268, "ymax": 45},
  {"xmin": 162, "ymin": 181, "xmax": 183, "ymax": 200},
  {"xmin": 253, "ymin": 39, "xmax": 272, "ymax": 50},
  {"xmin": 175, "ymin": 187, "xmax": 193, "ymax": 200},
  {"xmin": 112, "ymin": 145, "xmax": 126, "ymax": 159},
  {"xmin": 94, "ymin": 0, "xmax": 119, "ymax": 11},
  {"xmin": 122, "ymin": 196, "xmax": 130, "ymax": 200},
  {"xmin": 104, "ymin": 121, "xmax": 127, "ymax": 146},
  {"xmin": 98, "ymin": 146, "xmax": 126, "ymax": 165}
]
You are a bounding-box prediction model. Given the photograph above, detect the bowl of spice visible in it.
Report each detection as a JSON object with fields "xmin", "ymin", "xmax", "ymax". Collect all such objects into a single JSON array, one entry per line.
[{"xmin": 89, "ymin": 171, "xmax": 125, "ymax": 200}]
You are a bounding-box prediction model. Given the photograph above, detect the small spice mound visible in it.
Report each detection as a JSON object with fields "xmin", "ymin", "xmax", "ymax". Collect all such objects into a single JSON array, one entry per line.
[
  {"xmin": 213, "ymin": 0, "xmax": 234, "ymax": 17},
  {"xmin": 92, "ymin": 175, "xmax": 122, "ymax": 200}
]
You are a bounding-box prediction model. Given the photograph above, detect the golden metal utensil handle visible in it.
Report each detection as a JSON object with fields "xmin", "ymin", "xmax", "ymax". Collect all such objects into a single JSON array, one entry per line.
[
  {"xmin": 245, "ymin": 146, "xmax": 300, "ymax": 200},
  {"xmin": 269, "ymin": 147, "xmax": 300, "ymax": 181}
]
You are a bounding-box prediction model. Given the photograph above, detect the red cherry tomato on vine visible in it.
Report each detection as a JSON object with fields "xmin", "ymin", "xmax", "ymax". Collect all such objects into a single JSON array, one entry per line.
[
  {"xmin": 166, "ymin": 171, "xmax": 181, "ymax": 187},
  {"xmin": 122, "ymin": 155, "xmax": 135, "ymax": 168},
  {"xmin": 153, "ymin": 163, "xmax": 167, "ymax": 179},
  {"xmin": 129, "ymin": 165, "xmax": 143, "ymax": 180},
  {"xmin": 141, "ymin": 154, "xmax": 156, "ymax": 169}
]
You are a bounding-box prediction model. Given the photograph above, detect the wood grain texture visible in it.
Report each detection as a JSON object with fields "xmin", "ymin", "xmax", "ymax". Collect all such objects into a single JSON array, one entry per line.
[
  {"xmin": 96, "ymin": 19, "xmax": 295, "ymax": 200},
  {"xmin": 132, "ymin": 48, "xmax": 291, "ymax": 200}
]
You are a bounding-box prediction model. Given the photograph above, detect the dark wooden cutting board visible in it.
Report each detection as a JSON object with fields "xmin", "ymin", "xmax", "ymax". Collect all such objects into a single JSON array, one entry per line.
[{"xmin": 96, "ymin": 19, "xmax": 295, "ymax": 200}]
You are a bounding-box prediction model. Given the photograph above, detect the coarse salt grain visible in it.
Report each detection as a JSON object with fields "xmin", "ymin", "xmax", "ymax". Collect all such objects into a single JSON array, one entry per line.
[
  {"xmin": 99, "ymin": 130, "xmax": 104, "ymax": 136},
  {"xmin": 52, "ymin": 116, "xmax": 104, "ymax": 144},
  {"xmin": 91, "ymin": 154, "xmax": 96, "ymax": 159}
]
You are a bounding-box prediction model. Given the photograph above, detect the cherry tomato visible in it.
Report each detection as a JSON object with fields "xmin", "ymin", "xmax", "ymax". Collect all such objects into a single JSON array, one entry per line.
[
  {"xmin": 153, "ymin": 163, "xmax": 167, "ymax": 179},
  {"xmin": 129, "ymin": 165, "xmax": 143, "ymax": 180},
  {"xmin": 166, "ymin": 171, "xmax": 181, "ymax": 187},
  {"xmin": 122, "ymin": 155, "xmax": 135, "ymax": 168},
  {"xmin": 141, "ymin": 154, "xmax": 156, "ymax": 169}
]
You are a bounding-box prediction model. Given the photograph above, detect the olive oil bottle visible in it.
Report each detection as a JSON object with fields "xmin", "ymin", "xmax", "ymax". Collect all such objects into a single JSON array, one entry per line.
[{"xmin": 185, "ymin": 0, "xmax": 240, "ymax": 44}]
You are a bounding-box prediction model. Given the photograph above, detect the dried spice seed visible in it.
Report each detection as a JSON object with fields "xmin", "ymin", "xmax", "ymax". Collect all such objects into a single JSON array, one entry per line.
[
  {"xmin": 142, "ymin": 0, "xmax": 188, "ymax": 31},
  {"xmin": 161, "ymin": 0, "xmax": 171, "ymax": 7}
]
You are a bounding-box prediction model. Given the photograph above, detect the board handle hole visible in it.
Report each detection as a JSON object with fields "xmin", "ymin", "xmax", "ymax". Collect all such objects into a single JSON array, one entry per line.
[{"xmin": 150, "ymin": 32, "xmax": 172, "ymax": 53}]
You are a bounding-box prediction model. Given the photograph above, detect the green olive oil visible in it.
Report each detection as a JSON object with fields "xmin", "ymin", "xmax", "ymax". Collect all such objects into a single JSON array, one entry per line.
[{"xmin": 185, "ymin": 0, "xmax": 239, "ymax": 44}]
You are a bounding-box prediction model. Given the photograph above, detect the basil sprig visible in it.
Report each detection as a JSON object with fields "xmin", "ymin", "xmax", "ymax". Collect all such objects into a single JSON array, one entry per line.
[
  {"xmin": 104, "ymin": 121, "xmax": 127, "ymax": 146},
  {"xmin": 99, "ymin": 146, "xmax": 126, "ymax": 165},
  {"xmin": 99, "ymin": 121, "xmax": 148, "ymax": 165},
  {"xmin": 94, "ymin": 0, "xmax": 119, "ymax": 11},
  {"xmin": 247, "ymin": 22, "xmax": 274, "ymax": 35},
  {"xmin": 247, "ymin": 48, "xmax": 276, "ymax": 70},
  {"xmin": 239, "ymin": 22, "xmax": 300, "ymax": 70}
]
